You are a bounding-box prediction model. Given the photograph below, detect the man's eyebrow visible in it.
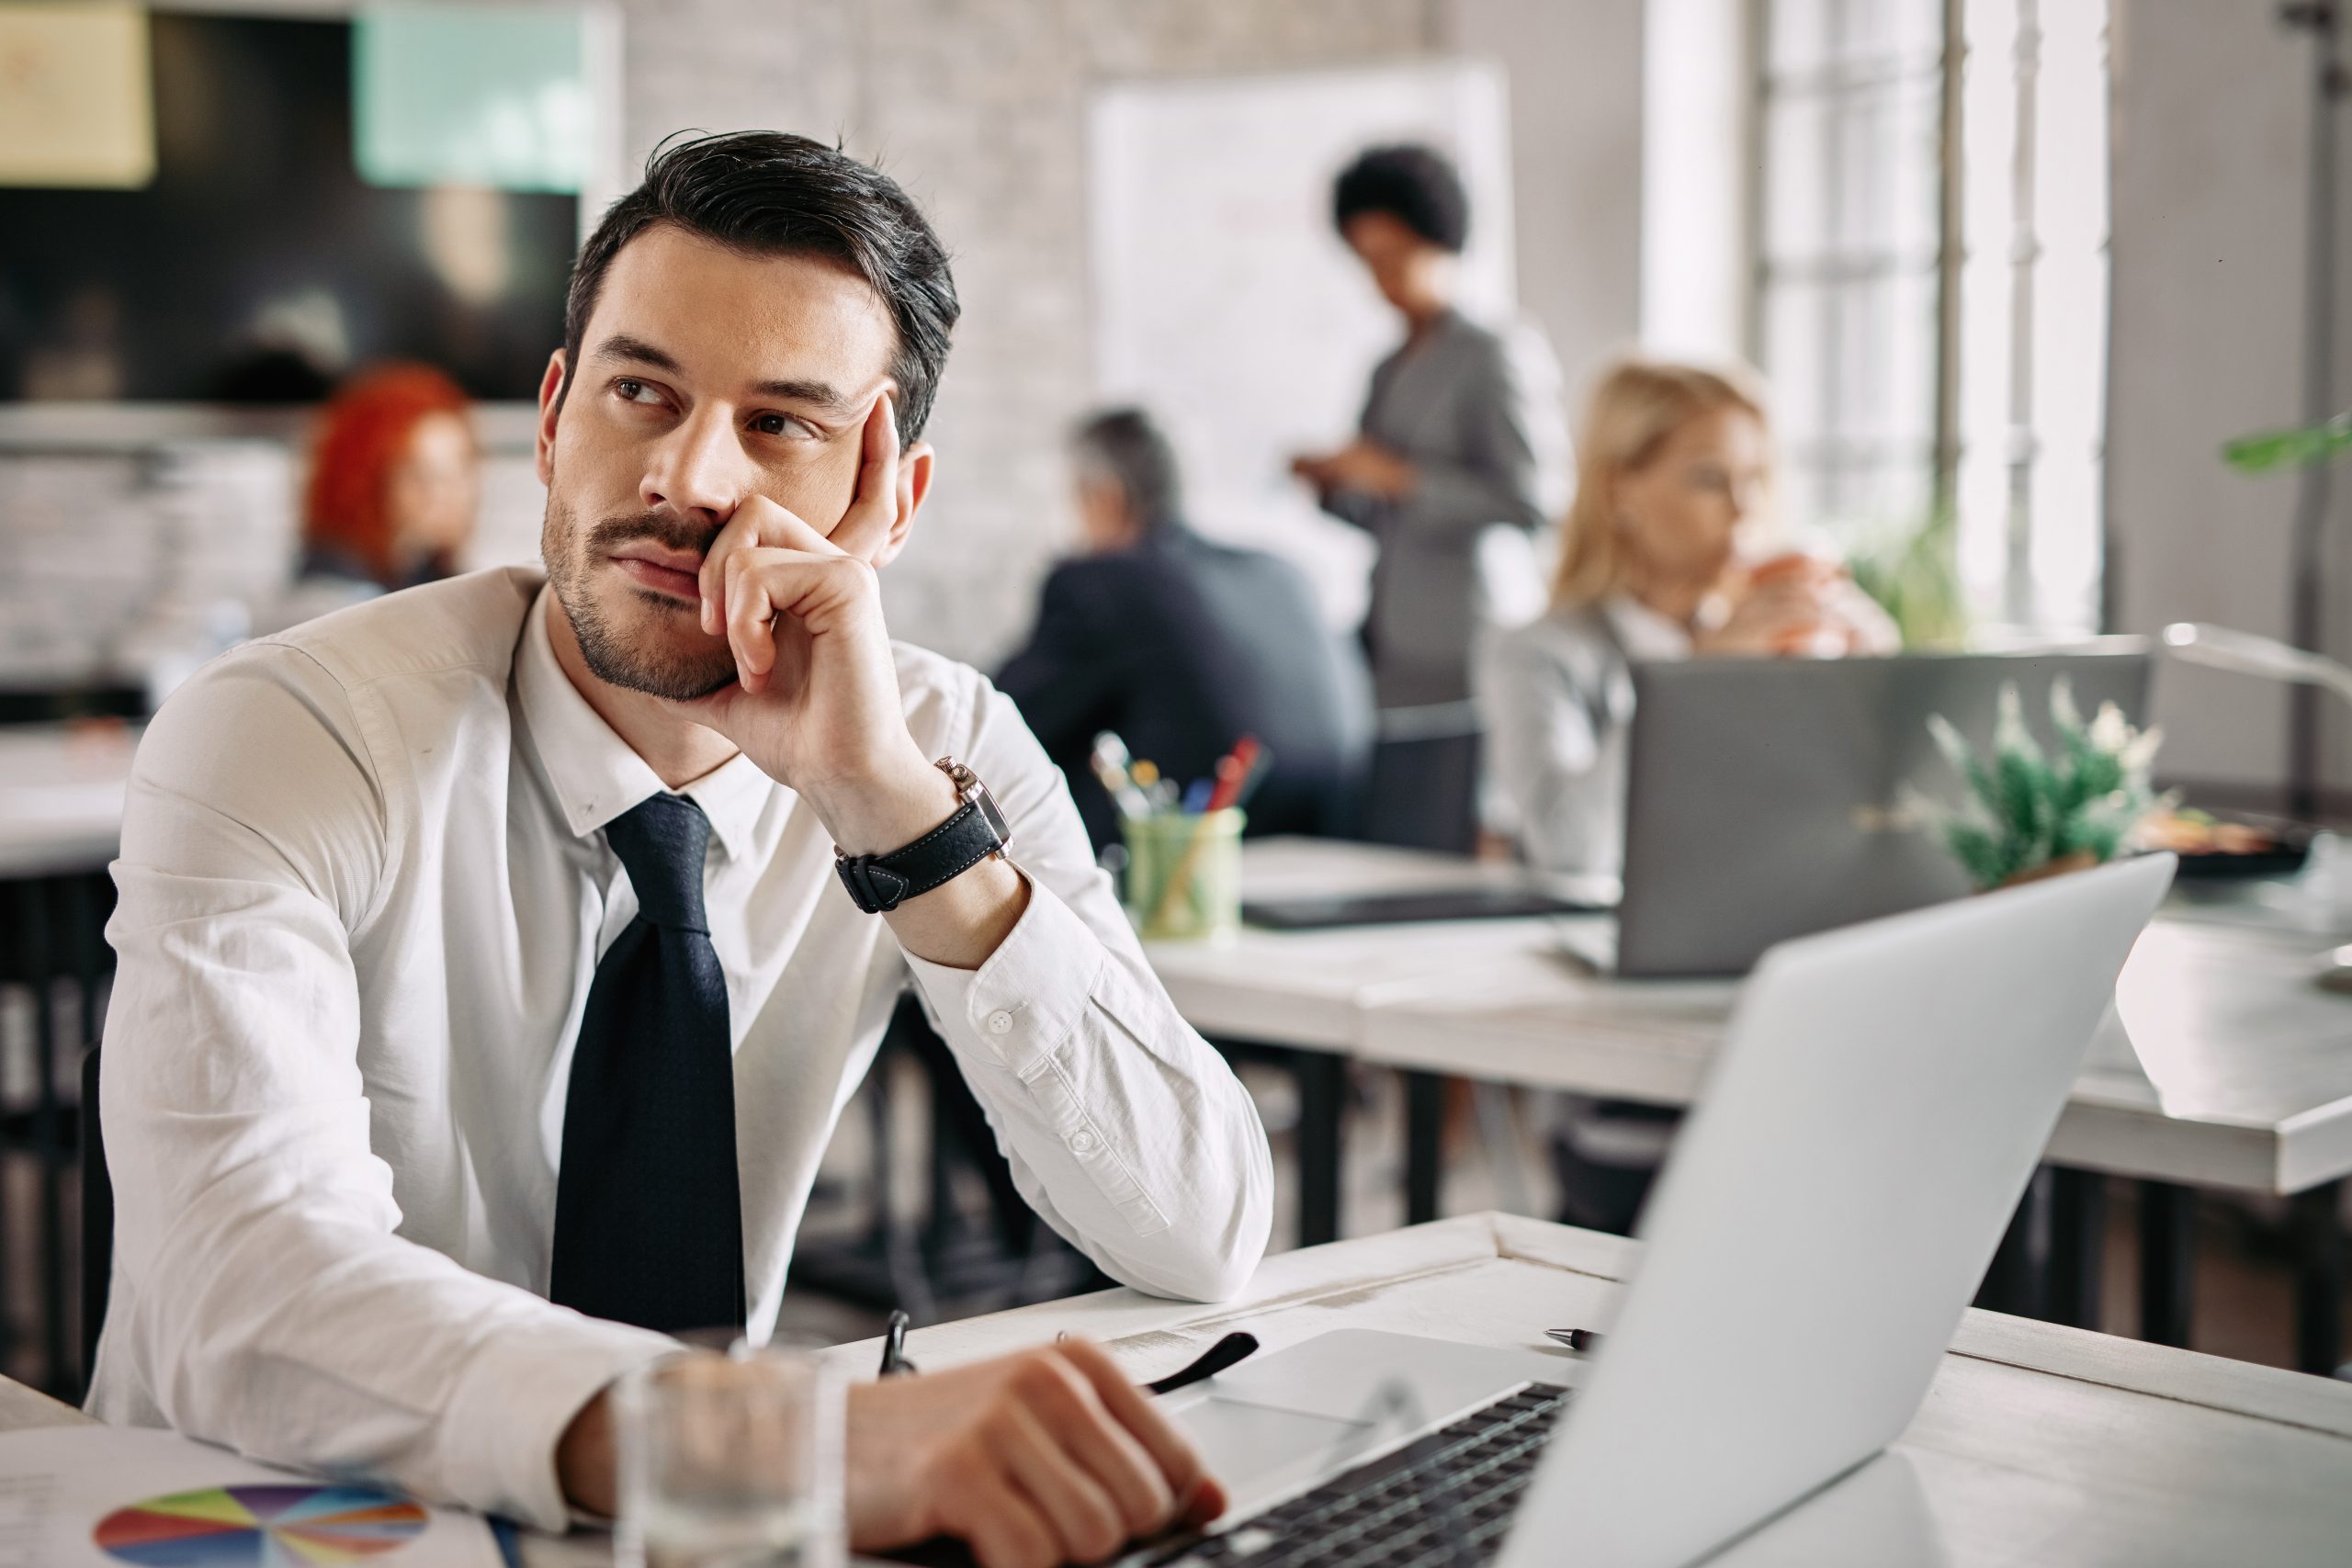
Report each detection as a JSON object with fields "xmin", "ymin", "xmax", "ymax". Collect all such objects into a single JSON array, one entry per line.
[
  {"xmin": 748, "ymin": 376, "xmax": 858, "ymax": 415},
  {"xmin": 590, "ymin": 333, "xmax": 684, "ymax": 374},
  {"xmin": 589, "ymin": 333, "xmax": 861, "ymax": 418}
]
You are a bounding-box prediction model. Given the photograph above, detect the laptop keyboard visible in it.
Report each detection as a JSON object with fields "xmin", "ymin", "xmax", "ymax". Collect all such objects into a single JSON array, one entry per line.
[{"xmin": 1156, "ymin": 1382, "xmax": 1569, "ymax": 1568}]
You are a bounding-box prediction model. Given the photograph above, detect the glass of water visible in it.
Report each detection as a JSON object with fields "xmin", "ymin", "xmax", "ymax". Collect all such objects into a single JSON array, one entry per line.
[{"xmin": 615, "ymin": 1342, "xmax": 845, "ymax": 1568}]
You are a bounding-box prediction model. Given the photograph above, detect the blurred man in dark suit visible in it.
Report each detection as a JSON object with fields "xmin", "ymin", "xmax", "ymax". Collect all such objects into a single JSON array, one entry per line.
[{"xmin": 1000, "ymin": 409, "xmax": 1372, "ymax": 849}]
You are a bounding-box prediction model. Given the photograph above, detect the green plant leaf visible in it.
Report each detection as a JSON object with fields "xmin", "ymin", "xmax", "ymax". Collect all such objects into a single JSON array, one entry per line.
[
  {"xmin": 1846, "ymin": 504, "xmax": 1971, "ymax": 649},
  {"xmin": 1945, "ymin": 820, "xmax": 2007, "ymax": 889},
  {"xmin": 2224, "ymin": 409, "xmax": 2352, "ymax": 474}
]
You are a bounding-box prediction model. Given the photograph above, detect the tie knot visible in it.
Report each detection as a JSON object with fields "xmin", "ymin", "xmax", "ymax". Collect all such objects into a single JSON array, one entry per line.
[{"xmin": 605, "ymin": 794, "xmax": 712, "ymax": 931}]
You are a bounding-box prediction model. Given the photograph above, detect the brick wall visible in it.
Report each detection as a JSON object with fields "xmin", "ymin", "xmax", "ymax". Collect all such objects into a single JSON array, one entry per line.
[
  {"xmin": 615, "ymin": 0, "xmax": 1438, "ymax": 665},
  {"xmin": 0, "ymin": 1, "xmax": 1436, "ymax": 689}
]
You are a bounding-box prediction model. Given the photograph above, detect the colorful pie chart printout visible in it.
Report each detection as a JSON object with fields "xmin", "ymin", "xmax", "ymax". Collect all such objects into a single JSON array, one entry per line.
[{"xmin": 93, "ymin": 1483, "xmax": 429, "ymax": 1566}]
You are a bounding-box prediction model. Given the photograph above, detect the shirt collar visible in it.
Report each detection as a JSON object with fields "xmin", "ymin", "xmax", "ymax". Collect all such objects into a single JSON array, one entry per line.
[{"xmin": 514, "ymin": 584, "xmax": 774, "ymax": 862}]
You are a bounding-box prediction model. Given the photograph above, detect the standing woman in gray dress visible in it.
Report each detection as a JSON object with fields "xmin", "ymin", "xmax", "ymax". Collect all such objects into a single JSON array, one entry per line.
[{"xmin": 1292, "ymin": 144, "xmax": 1567, "ymax": 849}]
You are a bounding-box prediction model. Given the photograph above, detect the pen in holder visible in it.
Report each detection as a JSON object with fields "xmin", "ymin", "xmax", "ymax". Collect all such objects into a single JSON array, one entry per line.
[{"xmin": 1123, "ymin": 808, "xmax": 1246, "ymax": 942}]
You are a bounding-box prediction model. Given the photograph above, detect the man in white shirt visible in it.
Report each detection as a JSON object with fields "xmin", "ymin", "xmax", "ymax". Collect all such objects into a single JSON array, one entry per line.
[{"xmin": 92, "ymin": 130, "xmax": 1272, "ymax": 1568}]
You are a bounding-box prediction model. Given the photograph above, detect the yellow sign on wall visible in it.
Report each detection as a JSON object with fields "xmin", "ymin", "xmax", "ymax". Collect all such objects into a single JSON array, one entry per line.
[{"xmin": 0, "ymin": 2, "xmax": 156, "ymax": 188}]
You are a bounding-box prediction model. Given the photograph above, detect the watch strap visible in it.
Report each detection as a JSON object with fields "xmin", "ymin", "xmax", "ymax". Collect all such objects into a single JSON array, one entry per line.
[{"xmin": 835, "ymin": 796, "xmax": 1005, "ymax": 914}]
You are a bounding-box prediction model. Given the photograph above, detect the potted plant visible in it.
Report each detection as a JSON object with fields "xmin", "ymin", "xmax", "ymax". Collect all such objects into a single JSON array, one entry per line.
[{"xmin": 1906, "ymin": 681, "xmax": 2167, "ymax": 892}]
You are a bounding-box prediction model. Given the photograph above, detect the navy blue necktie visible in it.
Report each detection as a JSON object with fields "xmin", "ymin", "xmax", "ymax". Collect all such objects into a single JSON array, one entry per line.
[{"xmin": 549, "ymin": 793, "xmax": 745, "ymax": 1332}]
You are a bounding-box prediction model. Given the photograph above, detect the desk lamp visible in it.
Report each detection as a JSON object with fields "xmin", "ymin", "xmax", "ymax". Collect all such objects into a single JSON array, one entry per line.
[
  {"xmin": 2162, "ymin": 622, "xmax": 2352, "ymax": 712},
  {"xmin": 2162, "ymin": 622, "xmax": 2352, "ymax": 989}
]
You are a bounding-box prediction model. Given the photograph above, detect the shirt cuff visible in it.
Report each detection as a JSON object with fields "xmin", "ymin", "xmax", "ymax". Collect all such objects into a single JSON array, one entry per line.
[
  {"xmin": 441, "ymin": 1311, "xmax": 679, "ymax": 1531},
  {"xmin": 900, "ymin": 874, "xmax": 1105, "ymax": 1076}
]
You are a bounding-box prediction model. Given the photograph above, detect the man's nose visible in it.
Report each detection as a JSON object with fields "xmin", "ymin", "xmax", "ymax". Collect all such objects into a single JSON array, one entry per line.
[{"xmin": 641, "ymin": 405, "xmax": 748, "ymax": 527}]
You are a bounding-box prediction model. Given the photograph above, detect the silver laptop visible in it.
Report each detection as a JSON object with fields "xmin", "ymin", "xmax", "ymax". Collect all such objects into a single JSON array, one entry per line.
[
  {"xmin": 1155, "ymin": 852, "xmax": 2175, "ymax": 1568},
  {"xmin": 1566, "ymin": 642, "xmax": 2151, "ymax": 977}
]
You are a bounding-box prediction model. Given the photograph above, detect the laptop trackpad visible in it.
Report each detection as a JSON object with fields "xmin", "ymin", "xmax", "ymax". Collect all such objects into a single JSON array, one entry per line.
[
  {"xmin": 1173, "ymin": 1395, "xmax": 1368, "ymax": 1514},
  {"xmin": 1200, "ymin": 1328, "xmax": 1573, "ymax": 1425}
]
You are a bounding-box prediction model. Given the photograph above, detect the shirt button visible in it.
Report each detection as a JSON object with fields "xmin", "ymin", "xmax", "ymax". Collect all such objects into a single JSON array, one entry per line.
[
  {"xmin": 987, "ymin": 1010, "xmax": 1014, "ymax": 1035},
  {"xmin": 1069, "ymin": 1130, "xmax": 1099, "ymax": 1155}
]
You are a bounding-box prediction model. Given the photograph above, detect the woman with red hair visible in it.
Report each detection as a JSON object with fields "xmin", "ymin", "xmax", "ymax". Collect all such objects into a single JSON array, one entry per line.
[{"xmin": 270, "ymin": 364, "xmax": 480, "ymax": 629}]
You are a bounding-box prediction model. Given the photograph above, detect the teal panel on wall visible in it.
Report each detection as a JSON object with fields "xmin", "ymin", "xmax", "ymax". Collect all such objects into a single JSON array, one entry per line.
[{"xmin": 354, "ymin": 4, "xmax": 592, "ymax": 192}]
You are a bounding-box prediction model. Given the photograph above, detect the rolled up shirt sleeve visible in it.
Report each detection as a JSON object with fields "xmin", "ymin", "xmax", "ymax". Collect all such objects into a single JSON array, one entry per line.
[
  {"xmin": 900, "ymin": 677, "xmax": 1273, "ymax": 1303},
  {"xmin": 94, "ymin": 643, "xmax": 673, "ymax": 1530}
]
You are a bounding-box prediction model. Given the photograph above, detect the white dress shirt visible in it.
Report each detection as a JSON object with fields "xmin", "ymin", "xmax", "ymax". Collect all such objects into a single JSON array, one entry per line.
[
  {"xmin": 87, "ymin": 566, "xmax": 1272, "ymax": 1529},
  {"xmin": 1476, "ymin": 595, "xmax": 1692, "ymax": 878}
]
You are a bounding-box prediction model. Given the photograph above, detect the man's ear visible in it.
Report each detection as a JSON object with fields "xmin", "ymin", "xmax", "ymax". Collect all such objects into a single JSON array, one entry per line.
[
  {"xmin": 869, "ymin": 440, "xmax": 934, "ymax": 570},
  {"xmin": 534, "ymin": 349, "xmax": 567, "ymax": 487}
]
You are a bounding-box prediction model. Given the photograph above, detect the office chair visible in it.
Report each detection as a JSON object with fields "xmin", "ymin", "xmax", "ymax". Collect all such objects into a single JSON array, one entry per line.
[{"xmin": 1358, "ymin": 706, "xmax": 1482, "ymax": 854}]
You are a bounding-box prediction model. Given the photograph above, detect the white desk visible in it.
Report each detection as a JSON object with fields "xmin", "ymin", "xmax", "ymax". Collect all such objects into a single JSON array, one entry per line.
[
  {"xmin": 13, "ymin": 1215, "xmax": 2350, "ymax": 1565},
  {"xmin": 830, "ymin": 1214, "xmax": 2352, "ymax": 1567},
  {"xmin": 1141, "ymin": 840, "xmax": 1587, "ymax": 1049},
  {"xmin": 1355, "ymin": 909, "xmax": 2352, "ymax": 1195},
  {"xmin": 1146, "ymin": 839, "xmax": 2352, "ymax": 1369}
]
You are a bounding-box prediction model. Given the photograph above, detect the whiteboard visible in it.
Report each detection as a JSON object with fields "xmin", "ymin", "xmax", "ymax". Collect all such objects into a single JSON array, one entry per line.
[{"xmin": 1087, "ymin": 62, "xmax": 1517, "ymax": 630}]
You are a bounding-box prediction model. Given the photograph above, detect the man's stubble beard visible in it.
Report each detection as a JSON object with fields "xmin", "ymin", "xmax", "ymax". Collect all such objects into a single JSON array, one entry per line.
[{"xmin": 541, "ymin": 487, "xmax": 741, "ymax": 703}]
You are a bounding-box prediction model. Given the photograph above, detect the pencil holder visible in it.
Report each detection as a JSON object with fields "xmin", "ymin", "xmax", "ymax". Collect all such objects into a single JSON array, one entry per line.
[{"xmin": 1123, "ymin": 809, "xmax": 1246, "ymax": 942}]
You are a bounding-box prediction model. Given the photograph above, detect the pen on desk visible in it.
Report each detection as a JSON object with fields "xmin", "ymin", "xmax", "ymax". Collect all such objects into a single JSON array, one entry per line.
[
  {"xmin": 1145, "ymin": 1331, "xmax": 1261, "ymax": 1395},
  {"xmin": 879, "ymin": 1309, "xmax": 918, "ymax": 1377},
  {"xmin": 1182, "ymin": 777, "xmax": 1214, "ymax": 815},
  {"xmin": 1546, "ymin": 1327, "xmax": 1602, "ymax": 1352}
]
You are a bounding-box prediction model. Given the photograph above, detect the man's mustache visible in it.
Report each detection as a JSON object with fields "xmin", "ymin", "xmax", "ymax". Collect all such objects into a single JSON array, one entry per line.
[{"xmin": 586, "ymin": 511, "xmax": 717, "ymax": 559}]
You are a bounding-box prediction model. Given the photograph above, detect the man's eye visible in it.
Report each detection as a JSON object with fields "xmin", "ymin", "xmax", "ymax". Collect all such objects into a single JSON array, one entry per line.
[
  {"xmin": 615, "ymin": 379, "xmax": 658, "ymax": 404},
  {"xmin": 752, "ymin": 412, "xmax": 813, "ymax": 439}
]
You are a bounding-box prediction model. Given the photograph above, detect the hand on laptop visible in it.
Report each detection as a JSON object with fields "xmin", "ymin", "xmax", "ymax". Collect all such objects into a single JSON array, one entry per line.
[
  {"xmin": 558, "ymin": 1337, "xmax": 1225, "ymax": 1568},
  {"xmin": 846, "ymin": 1337, "xmax": 1227, "ymax": 1566}
]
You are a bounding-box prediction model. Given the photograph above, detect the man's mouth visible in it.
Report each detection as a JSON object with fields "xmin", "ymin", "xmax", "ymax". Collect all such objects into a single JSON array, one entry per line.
[{"xmin": 609, "ymin": 547, "xmax": 703, "ymax": 603}]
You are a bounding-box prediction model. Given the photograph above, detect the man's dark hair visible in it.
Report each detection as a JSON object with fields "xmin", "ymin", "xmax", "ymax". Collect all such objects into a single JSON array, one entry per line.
[
  {"xmin": 1071, "ymin": 408, "xmax": 1182, "ymax": 534},
  {"xmin": 1331, "ymin": 143, "xmax": 1470, "ymax": 254},
  {"xmin": 561, "ymin": 130, "xmax": 959, "ymax": 438}
]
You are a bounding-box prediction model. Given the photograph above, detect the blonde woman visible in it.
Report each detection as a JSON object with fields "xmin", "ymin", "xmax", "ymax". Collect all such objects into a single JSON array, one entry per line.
[{"xmin": 1478, "ymin": 357, "xmax": 1895, "ymax": 878}]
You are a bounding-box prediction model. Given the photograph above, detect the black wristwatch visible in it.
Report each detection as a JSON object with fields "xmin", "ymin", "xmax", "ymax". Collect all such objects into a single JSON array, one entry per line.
[{"xmin": 834, "ymin": 757, "xmax": 1012, "ymax": 914}]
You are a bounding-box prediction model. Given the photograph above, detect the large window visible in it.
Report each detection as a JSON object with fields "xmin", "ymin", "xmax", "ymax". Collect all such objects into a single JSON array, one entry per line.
[{"xmin": 1753, "ymin": 0, "xmax": 2110, "ymax": 636}]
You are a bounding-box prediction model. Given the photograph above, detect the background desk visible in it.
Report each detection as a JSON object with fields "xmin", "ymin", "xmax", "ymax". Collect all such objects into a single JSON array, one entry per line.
[
  {"xmin": 10, "ymin": 1215, "xmax": 2349, "ymax": 1565},
  {"xmin": 0, "ymin": 722, "xmax": 132, "ymax": 881},
  {"xmin": 1148, "ymin": 840, "xmax": 2352, "ymax": 1371}
]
